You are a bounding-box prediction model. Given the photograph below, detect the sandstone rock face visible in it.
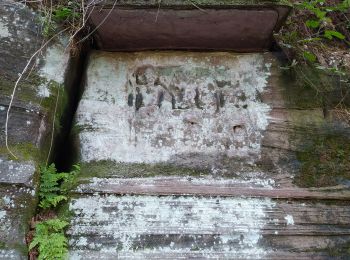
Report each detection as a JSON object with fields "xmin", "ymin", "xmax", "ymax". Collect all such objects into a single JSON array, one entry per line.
[
  {"xmin": 77, "ymin": 52, "xmax": 272, "ymax": 166},
  {"xmin": 70, "ymin": 51, "xmax": 350, "ymax": 258},
  {"xmin": 69, "ymin": 195, "xmax": 277, "ymax": 259},
  {"xmin": 68, "ymin": 193, "xmax": 350, "ymax": 259},
  {"xmin": 0, "ymin": 1, "xmax": 74, "ymax": 258},
  {"xmin": 1, "ymin": 1, "xmax": 349, "ymax": 258},
  {"xmin": 88, "ymin": 0, "xmax": 290, "ymax": 51}
]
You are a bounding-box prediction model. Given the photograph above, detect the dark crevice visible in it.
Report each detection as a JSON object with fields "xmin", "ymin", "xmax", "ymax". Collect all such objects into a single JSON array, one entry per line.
[{"xmin": 52, "ymin": 43, "xmax": 91, "ymax": 172}]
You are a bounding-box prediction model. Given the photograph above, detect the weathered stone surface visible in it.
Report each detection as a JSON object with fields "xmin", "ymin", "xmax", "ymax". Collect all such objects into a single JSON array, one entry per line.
[
  {"xmin": 0, "ymin": 185, "xmax": 35, "ymax": 260},
  {"xmin": 0, "ymin": 250, "xmax": 23, "ymax": 260},
  {"xmin": 75, "ymin": 176, "xmax": 350, "ymax": 200},
  {"xmin": 258, "ymin": 62, "xmax": 350, "ymax": 188},
  {"xmin": 77, "ymin": 51, "xmax": 272, "ymax": 166},
  {"xmin": 0, "ymin": 1, "xmax": 70, "ymax": 153},
  {"xmin": 68, "ymin": 195, "xmax": 277, "ymax": 259},
  {"xmin": 68, "ymin": 194, "xmax": 350, "ymax": 259},
  {"xmin": 0, "ymin": 1, "xmax": 74, "ymax": 257},
  {"xmin": 75, "ymin": 51, "xmax": 350, "ymax": 183},
  {"xmin": 0, "ymin": 157, "xmax": 35, "ymax": 186},
  {"xmin": 90, "ymin": 0, "xmax": 290, "ymax": 7},
  {"xmin": 70, "ymin": 50, "xmax": 350, "ymax": 258},
  {"xmin": 88, "ymin": 1, "xmax": 290, "ymax": 51},
  {"xmin": 75, "ymin": 50, "xmax": 350, "ymax": 177}
]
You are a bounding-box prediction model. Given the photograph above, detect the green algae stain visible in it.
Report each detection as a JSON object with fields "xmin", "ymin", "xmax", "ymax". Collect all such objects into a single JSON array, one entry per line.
[
  {"xmin": 294, "ymin": 134, "xmax": 350, "ymax": 187},
  {"xmin": 276, "ymin": 62, "xmax": 350, "ymax": 188},
  {"xmin": 326, "ymin": 240, "xmax": 350, "ymax": 257},
  {"xmin": 279, "ymin": 67, "xmax": 324, "ymax": 109},
  {"xmin": 0, "ymin": 73, "xmax": 47, "ymax": 105},
  {"xmin": 78, "ymin": 160, "xmax": 211, "ymax": 180},
  {"xmin": 0, "ymin": 241, "xmax": 6, "ymax": 249},
  {"xmin": 0, "ymin": 143, "xmax": 40, "ymax": 162}
]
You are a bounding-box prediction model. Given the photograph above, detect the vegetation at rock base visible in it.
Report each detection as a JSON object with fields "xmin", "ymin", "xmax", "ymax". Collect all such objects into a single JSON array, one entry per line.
[
  {"xmin": 277, "ymin": 0, "xmax": 350, "ymax": 65},
  {"xmin": 25, "ymin": 0, "xmax": 84, "ymax": 38},
  {"xmin": 42, "ymin": 2, "xmax": 81, "ymax": 37},
  {"xmin": 29, "ymin": 164, "xmax": 79, "ymax": 259},
  {"xmin": 29, "ymin": 218, "xmax": 69, "ymax": 260},
  {"xmin": 38, "ymin": 164, "xmax": 79, "ymax": 209},
  {"xmin": 276, "ymin": 0, "xmax": 350, "ymax": 189},
  {"xmin": 276, "ymin": 0, "xmax": 350, "ymax": 122}
]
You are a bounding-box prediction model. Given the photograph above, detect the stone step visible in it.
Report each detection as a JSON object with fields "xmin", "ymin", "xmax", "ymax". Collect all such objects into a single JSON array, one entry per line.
[
  {"xmin": 75, "ymin": 176, "xmax": 350, "ymax": 200},
  {"xmin": 67, "ymin": 194, "xmax": 350, "ymax": 259},
  {"xmin": 69, "ymin": 250, "xmax": 332, "ymax": 260}
]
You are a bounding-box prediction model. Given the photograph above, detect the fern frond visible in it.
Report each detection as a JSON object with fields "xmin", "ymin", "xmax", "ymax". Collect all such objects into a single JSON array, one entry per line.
[
  {"xmin": 30, "ymin": 218, "xmax": 69, "ymax": 260},
  {"xmin": 38, "ymin": 163, "xmax": 79, "ymax": 209}
]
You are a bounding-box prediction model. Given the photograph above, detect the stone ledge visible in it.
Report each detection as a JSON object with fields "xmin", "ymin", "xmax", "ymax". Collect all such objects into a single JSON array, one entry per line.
[
  {"xmin": 89, "ymin": 0, "xmax": 291, "ymax": 8},
  {"xmin": 74, "ymin": 176, "xmax": 350, "ymax": 200},
  {"xmin": 87, "ymin": 2, "xmax": 291, "ymax": 51}
]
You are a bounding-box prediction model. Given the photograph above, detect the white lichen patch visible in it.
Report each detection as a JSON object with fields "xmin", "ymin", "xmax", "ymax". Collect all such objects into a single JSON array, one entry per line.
[
  {"xmin": 0, "ymin": 20, "xmax": 10, "ymax": 38},
  {"xmin": 0, "ymin": 187, "xmax": 35, "ymax": 260},
  {"xmin": 39, "ymin": 42, "xmax": 70, "ymax": 84},
  {"xmin": 36, "ymin": 40, "xmax": 71, "ymax": 97},
  {"xmin": 0, "ymin": 210, "xmax": 6, "ymax": 220},
  {"xmin": 284, "ymin": 215, "xmax": 295, "ymax": 225},
  {"xmin": 68, "ymin": 195, "xmax": 276, "ymax": 259},
  {"xmin": 0, "ymin": 249, "xmax": 22, "ymax": 260},
  {"xmin": 0, "ymin": 158, "xmax": 35, "ymax": 186},
  {"xmin": 77, "ymin": 52, "xmax": 274, "ymax": 165},
  {"xmin": 37, "ymin": 83, "xmax": 51, "ymax": 98}
]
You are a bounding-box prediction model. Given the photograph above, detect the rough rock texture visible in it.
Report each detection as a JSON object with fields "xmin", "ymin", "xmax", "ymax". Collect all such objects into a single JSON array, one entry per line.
[
  {"xmin": 69, "ymin": 51, "xmax": 350, "ymax": 259},
  {"xmin": 68, "ymin": 194, "xmax": 350, "ymax": 259},
  {"xmin": 0, "ymin": 1, "xmax": 75, "ymax": 258},
  {"xmin": 77, "ymin": 52, "xmax": 272, "ymax": 165},
  {"xmin": 88, "ymin": 0, "xmax": 290, "ymax": 51},
  {"xmin": 90, "ymin": 0, "xmax": 290, "ymax": 6}
]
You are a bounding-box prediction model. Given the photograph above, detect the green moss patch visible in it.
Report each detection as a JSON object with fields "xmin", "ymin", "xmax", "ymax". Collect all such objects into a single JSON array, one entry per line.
[
  {"xmin": 327, "ymin": 240, "xmax": 350, "ymax": 257},
  {"xmin": 0, "ymin": 143, "xmax": 40, "ymax": 162},
  {"xmin": 0, "ymin": 241, "xmax": 6, "ymax": 249},
  {"xmin": 78, "ymin": 160, "xmax": 211, "ymax": 180},
  {"xmin": 279, "ymin": 65, "xmax": 337, "ymax": 109},
  {"xmin": 0, "ymin": 73, "xmax": 48, "ymax": 105},
  {"xmin": 295, "ymin": 134, "xmax": 350, "ymax": 187}
]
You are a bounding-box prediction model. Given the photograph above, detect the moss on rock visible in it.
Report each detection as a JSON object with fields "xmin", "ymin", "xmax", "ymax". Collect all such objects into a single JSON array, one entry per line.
[
  {"xmin": 294, "ymin": 134, "xmax": 350, "ymax": 187},
  {"xmin": 78, "ymin": 160, "xmax": 211, "ymax": 180}
]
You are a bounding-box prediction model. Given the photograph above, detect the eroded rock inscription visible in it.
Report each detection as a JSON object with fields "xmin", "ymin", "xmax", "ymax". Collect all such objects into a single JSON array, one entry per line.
[
  {"xmin": 128, "ymin": 65, "xmax": 243, "ymax": 112},
  {"xmin": 77, "ymin": 52, "xmax": 272, "ymax": 164}
]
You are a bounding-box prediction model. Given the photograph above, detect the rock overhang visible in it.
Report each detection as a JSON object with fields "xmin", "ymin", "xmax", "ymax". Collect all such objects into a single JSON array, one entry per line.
[{"xmin": 87, "ymin": 0, "xmax": 291, "ymax": 52}]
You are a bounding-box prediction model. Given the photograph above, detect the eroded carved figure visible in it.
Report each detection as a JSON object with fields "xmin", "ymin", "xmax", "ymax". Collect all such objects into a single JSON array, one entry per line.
[{"xmin": 77, "ymin": 53, "xmax": 272, "ymax": 166}]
